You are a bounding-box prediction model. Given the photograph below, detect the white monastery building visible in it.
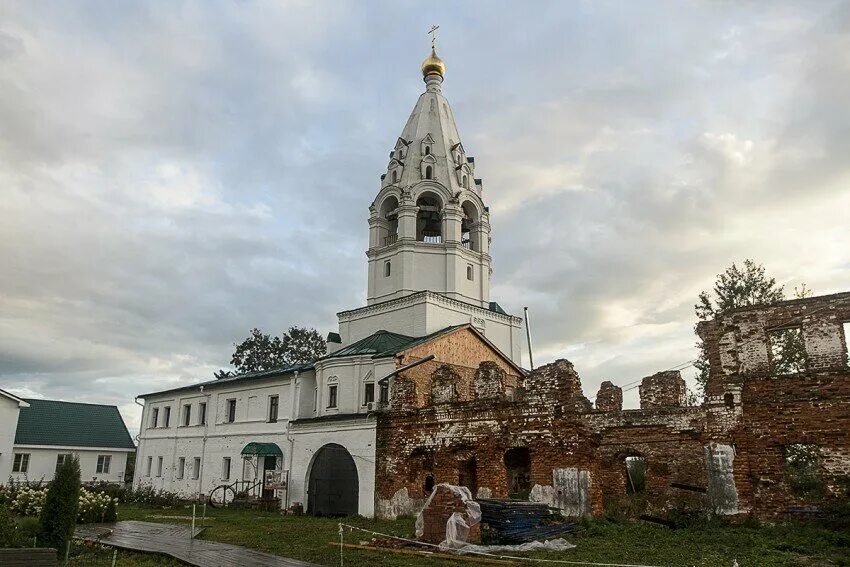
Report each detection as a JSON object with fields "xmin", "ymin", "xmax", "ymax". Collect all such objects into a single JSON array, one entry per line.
[
  {"xmin": 133, "ymin": 44, "xmax": 524, "ymax": 517},
  {"xmin": 1, "ymin": 393, "xmax": 135, "ymax": 485}
]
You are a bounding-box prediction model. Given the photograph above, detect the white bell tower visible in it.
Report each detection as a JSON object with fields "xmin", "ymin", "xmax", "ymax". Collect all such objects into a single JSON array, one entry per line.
[{"xmin": 366, "ymin": 44, "xmax": 492, "ymax": 308}]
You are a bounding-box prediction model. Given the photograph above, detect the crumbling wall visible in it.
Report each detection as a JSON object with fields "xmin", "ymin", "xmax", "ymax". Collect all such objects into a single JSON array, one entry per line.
[
  {"xmin": 377, "ymin": 293, "xmax": 850, "ymax": 521},
  {"xmin": 639, "ymin": 371, "xmax": 687, "ymax": 409},
  {"xmin": 595, "ymin": 381, "xmax": 623, "ymax": 411}
]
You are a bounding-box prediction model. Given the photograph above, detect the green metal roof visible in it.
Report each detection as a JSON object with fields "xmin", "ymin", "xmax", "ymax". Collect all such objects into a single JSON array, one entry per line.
[
  {"xmin": 241, "ymin": 442, "xmax": 283, "ymax": 457},
  {"xmin": 321, "ymin": 330, "xmax": 415, "ymax": 359},
  {"xmin": 15, "ymin": 399, "xmax": 135, "ymax": 450}
]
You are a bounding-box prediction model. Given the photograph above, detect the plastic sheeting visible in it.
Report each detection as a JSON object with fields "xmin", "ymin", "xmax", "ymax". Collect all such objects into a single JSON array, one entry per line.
[
  {"xmin": 456, "ymin": 538, "xmax": 576, "ymax": 554},
  {"xmin": 416, "ymin": 484, "xmax": 573, "ymax": 554},
  {"xmin": 414, "ymin": 483, "xmax": 481, "ymax": 548}
]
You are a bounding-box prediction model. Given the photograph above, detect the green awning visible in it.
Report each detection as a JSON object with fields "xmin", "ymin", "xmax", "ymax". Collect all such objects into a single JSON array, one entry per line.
[{"xmin": 241, "ymin": 442, "xmax": 283, "ymax": 457}]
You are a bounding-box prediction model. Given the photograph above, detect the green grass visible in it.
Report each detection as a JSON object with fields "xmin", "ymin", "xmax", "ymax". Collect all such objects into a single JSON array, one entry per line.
[{"xmin": 111, "ymin": 503, "xmax": 850, "ymax": 567}]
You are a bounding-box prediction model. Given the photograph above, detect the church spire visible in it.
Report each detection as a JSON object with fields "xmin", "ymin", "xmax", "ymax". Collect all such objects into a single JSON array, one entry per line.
[{"xmin": 421, "ymin": 25, "xmax": 445, "ymax": 86}]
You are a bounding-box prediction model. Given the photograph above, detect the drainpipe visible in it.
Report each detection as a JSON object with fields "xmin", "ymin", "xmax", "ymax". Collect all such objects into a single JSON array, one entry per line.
[
  {"xmin": 524, "ymin": 306, "xmax": 534, "ymax": 371},
  {"xmin": 133, "ymin": 397, "xmax": 145, "ymax": 488},
  {"xmin": 198, "ymin": 385, "xmax": 209, "ymax": 501}
]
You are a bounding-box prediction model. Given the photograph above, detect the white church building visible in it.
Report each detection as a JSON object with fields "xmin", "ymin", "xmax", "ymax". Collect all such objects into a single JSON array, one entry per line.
[{"xmin": 133, "ymin": 44, "xmax": 524, "ymax": 517}]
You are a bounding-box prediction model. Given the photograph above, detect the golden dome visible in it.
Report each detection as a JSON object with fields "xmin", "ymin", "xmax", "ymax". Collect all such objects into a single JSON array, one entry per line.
[{"xmin": 421, "ymin": 48, "xmax": 445, "ymax": 78}]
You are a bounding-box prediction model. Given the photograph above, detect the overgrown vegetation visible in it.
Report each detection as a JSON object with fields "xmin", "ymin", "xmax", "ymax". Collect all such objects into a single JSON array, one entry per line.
[{"xmin": 215, "ymin": 326, "xmax": 326, "ymax": 378}]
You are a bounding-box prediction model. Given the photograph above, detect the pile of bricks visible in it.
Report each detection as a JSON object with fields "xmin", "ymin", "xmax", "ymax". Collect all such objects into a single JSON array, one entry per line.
[{"xmin": 418, "ymin": 485, "xmax": 480, "ymax": 544}]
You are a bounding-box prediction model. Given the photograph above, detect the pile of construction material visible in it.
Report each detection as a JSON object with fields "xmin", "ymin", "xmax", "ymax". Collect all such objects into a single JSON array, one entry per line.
[{"xmin": 477, "ymin": 499, "xmax": 574, "ymax": 544}]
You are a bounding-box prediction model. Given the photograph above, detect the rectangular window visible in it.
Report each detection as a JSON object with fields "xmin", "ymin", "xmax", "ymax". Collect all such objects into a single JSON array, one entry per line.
[
  {"xmin": 268, "ymin": 395, "xmax": 279, "ymax": 422},
  {"xmin": 313, "ymin": 388, "xmax": 318, "ymax": 412},
  {"xmin": 226, "ymin": 399, "xmax": 236, "ymax": 423},
  {"xmin": 156, "ymin": 456, "xmax": 163, "ymax": 477},
  {"xmin": 151, "ymin": 407, "xmax": 159, "ymax": 428},
  {"xmin": 177, "ymin": 457, "xmax": 185, "ymax": 479},
  {"xmin": 183, "ymin": 404, "xmax": 191, "ymax": 426},
  {"xmin": 146, "ymin": 456, "xmax": 152, "ymax": 477},
  {"xmin": 199, "ymin": 402, "xmax": 207, "ymax": 425},
  {"xmin": 222, "ymin": 457, "xmax": 231, "ymax": 480},
  {"xmin": 327, "ymin": 384, "xmax": 338, "ymax": 408},
  {"xmin": 466, "ymin": 264, "xmax": 474, "ymax": 281},
  {"xmin": 56, "ymin": 453, "xmax": 72, "ymax": 473},
  {"xmin": 364, "ymin": 383, "xmax": 375, "ymax": 405},
  {"xmin": 163, "ymin": 406, "xmax": 171, "ymax": 427},
  {"xmin": 96, "ymin": 455, "xmax": 111, "ymax": 474},
  {"xmin": 768, "ymin": 327, "xmax": 807, "ymax": 374},
  {"xmin": 12, "ymin": 453, "xmax": 29, "ymax": 473},
  {"xmin": 379, "ymin": 382, "xmax": 389, "ymax": 404},
  {"xmin": 192, "ymin": 457, "xmax": 201, "ymax": 480}
]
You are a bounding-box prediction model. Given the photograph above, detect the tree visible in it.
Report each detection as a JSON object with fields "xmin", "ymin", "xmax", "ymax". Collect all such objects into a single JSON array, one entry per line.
[
  {"xmin": 222, "ymin": 326, "xmax": 327, "ymax": 376},
  {"xmin": 693, "ymin": 260, "xmax": 785, "ymax": 395},
  {"xmin": 39, "ymin": 455, "xmax": 81, "ymax": 556}
]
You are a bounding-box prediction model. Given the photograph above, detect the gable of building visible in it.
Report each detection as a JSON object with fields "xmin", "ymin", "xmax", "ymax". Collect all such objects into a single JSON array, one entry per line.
[{"xmin": 15, "ymin": 399, "xmax": 135, "ymax": 450}]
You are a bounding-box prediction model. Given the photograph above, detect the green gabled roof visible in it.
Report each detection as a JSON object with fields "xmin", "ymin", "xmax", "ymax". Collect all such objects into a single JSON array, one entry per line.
[
  {"xmin": 321, "ymin": 330, "xmax": 414, "ymax": 359},
  {"xmin": 15, "ymin": 399, "xmax": 135, "ymax": 450}
]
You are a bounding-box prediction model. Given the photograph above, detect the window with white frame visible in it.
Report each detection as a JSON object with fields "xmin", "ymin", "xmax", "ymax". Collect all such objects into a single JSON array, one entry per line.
[
  {"xmin": 199, "ymin": 402, "xmax": 207, "ymax": 425},
  {"xmin": 96, "ymin": 455, "xmax": 111, "ymax": 474},
  {"xmin": 327, "ymin": 378, "xmax": 338, "ymax": 408},
  {"xmin": 177, "ymin": 457, "xmax": 185, "ymax": 479},
  {"xmin": 364, "ymin": 382, "xmax": 375, "ymax": 405},
  {"xmin": 146, "ymin": 456, "xmax": 152, "ymax": 477},
  {"xmin": 182, "ymin": 404, "xmax": 191, "ymax": 426},
  {"xmin": 56, "ymin": 453, "xmax": 72, "ymax": 473},
  {"xmin": 156, "ymin": 456, "xmax": 163, "ymax": 477},
  {"xmin": 12, "ymin": 453, "xmax": 29, "ymax": 473},
  {"xmin": 226, "ymin": 399, "xmax": 237, "ymax": 423},
  {"xmin": 163, "ymin": 406, "xmax": 171, "ymax": 427},
  {"xmin": 192, "ymin": 457, "xmax": 201, "ymax": 480},
  {"xmin": 150, "ymin": 407, "xmax": 159, "ymax": 428},
  {"xmin": 222, "ymin": 457, "xmax": 231, "ymax": 480},
  {"xmin": 268, "ymin": 395, "xmax": 279, "ymax": 423}
]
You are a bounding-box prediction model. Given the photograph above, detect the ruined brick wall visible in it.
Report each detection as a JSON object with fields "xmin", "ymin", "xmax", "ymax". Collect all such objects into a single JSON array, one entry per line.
[
  {"xmin": 595, "ymin": 381, "xmax": 623, "ymax": 411},
  {"xmin": 697, "ymin": 292, "xmax": 850, "ymax": 516},
  {"xmin": 376, "ymin": 293, "xmax": 850, "ymax": 522},
  {"xmin": 639, "ymin": 371, "xmax": 687, "ymax": 409},
  {"xmin": 394, "ymin": 327, "xmax": 522, "ymax": 407}
]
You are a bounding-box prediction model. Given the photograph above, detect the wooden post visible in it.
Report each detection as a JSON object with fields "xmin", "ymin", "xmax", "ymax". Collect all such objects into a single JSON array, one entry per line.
[{"xmin": 191, "ymin": 504, "xmax": 196, "ymax": 540}]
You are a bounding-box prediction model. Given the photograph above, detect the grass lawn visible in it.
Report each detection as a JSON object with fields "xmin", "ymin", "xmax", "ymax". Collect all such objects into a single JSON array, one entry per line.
[{"xmin": 110, "ymin": 503, "xmax": 849, "ymax": 567}]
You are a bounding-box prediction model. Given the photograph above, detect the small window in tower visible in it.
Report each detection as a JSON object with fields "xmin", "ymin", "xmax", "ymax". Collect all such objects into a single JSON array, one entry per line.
[
  {"xmin": 392, "ymin": 170, "xmax": 397, "ymax": 183},
  {"xmin": 463, "ymin": 175, "xmax": 469, "ymax": 189},
  {"xmin": 424, "ymin": 146, "xmax": 431, "ymax": 156},
  {"xmin": 467, "ymin": 265, "xmax": 473, "ymax": 281},
  {"xmin": 384, "ymin": 261, "xmax": 391, "ymax": 277},
  {"xmin": 425, "ymin": 166, "xmax": 433, "ymax": 179}
]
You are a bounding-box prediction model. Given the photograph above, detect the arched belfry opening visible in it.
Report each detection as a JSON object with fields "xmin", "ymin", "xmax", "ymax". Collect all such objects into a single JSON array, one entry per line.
[
  {"xmin": 380, "ymin": 196, "xmax": 399, "ymax": 246},
  {"xmin": 461, "ymin": 201, "xmax": 479, "ymax": 251},
  {"xmin": 416, "ymin": 193, "xmax": 443, "ymax": 243}
]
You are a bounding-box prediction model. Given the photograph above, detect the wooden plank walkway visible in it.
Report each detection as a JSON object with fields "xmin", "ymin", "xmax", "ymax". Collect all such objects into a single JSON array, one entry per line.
[{"xmin": 75, "ymin": 520, "xmax": 320, "ymax": 567}]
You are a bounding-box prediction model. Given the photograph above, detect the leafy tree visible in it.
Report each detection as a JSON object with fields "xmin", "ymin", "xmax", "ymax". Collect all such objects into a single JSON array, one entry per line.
[
  {"xmin": 39, "ymin": 455, "xmax": 81, "ymax": 556},
  {"xmin": 221, "ymin": 326, "xmax": 326, "ymax": 376},
  {"xmin": 693, "ymin": 260, "xmax": 786, "ymax": 395}
]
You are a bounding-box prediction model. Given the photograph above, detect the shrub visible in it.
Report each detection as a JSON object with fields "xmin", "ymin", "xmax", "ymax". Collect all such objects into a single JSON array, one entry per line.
[
  {"xmin": 0, "ymin": 504, "xmax": 16, "ymax": 547},
  {"xmin": 39, "ymin": 455, "xmax": 81, "ymax": 555},
  {"xmin": 77, "ymin": 488, "xmax": 118, "ymax": 523},
  {"xmin": 123, "ymin": 485, "xmax": 181, "ymax": 507},
  {"xmin": 16, "ymin": 516, "xmax": 41, "ymax": 544},
  {"xmin": 10, "ymin": 485, "xmax": 46, "ymax": 517}
]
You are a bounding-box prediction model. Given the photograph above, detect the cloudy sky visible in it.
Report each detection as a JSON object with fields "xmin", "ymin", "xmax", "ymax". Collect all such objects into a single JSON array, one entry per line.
[{"xmin": 2, "ymin": 1, "xmax": 849, "ymax": 435}]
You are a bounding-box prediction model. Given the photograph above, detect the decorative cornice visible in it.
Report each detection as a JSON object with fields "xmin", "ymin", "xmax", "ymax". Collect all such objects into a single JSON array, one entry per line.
[{"xmin": 338, "ymin": 290, "xmax": 522, "ymax": 325}]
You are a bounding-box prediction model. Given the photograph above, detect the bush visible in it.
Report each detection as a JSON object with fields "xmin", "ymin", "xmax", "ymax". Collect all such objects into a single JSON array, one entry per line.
[
  {"xmin": 10, "ymin": 485, "xmax": 47, "ymax": 517},
  {"xmin": 16, "ymin": 516, "xmax": 41, "ymax": 544},
  {"xmin": 0, "ymin": 504, "xmax": 16, "ymax": 547},
  {"xmin": 123, "ymin": 485, "xmax": 181, "ymax": 507},
  {"xmin": 39, "ymin": 455, "xmax": 81, "ymax": 555},
  {"xmin": 77, "ymin": 488, "xmax": 119, "ymax": 523},
  {"xmin": 85, "ymin": 481, "xmax": 127, "ymax": 502}
]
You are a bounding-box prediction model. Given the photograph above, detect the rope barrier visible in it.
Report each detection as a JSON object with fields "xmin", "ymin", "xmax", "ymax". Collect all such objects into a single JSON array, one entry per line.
[{"xmin": 337, "ymin": 522, "xmax": 668, "ymax": 567}]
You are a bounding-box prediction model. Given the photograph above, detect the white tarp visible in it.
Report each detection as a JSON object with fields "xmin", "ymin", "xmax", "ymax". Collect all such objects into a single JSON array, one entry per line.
[{"xmin": 415, "ymin": 483, "xmax": 573, "ymax": 553}]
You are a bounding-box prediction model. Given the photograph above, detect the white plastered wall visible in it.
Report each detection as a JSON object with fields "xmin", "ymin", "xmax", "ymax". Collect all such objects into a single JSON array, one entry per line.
[{"xmin": 10, "ymin": 446, "xmax": 130, "ymax": 484}]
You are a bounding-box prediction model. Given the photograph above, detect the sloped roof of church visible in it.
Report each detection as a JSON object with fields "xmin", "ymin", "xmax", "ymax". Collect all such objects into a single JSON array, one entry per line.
[
  {"xmin": 321, "ymin": 330, "xmax": 415, "ymax": 359},
  {"xmin": 138, "ymin": 362, "xmax": 313, "ymax": 398},
  {"xmin": 15, "ymin": 399, "xmax": 135, "ymax": 449}
]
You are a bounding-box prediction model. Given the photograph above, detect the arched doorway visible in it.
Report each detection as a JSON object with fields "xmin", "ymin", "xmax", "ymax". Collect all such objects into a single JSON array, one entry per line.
[{"xmin": 307, "ymin": 443, "xmax": 359, "ymax": 516}]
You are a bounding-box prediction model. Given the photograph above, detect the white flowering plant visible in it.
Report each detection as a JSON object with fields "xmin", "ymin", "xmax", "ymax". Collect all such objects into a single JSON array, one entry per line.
[{"xmin": 9, "ymin": 486, "xmax": 117, "ymax": 523}]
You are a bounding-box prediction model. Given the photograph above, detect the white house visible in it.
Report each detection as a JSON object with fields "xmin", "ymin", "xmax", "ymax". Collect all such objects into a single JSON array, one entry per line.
[
  {"xmin": 133, "ymin": 44, "xmax": 525, "ymax": 517},
  {"xmin": 8, "ymin": 398, "xmax": 136, "ymax": 484},
  {"xmin": 0, "ymin": 389, "xmax": 29, "ymax": 481}
]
